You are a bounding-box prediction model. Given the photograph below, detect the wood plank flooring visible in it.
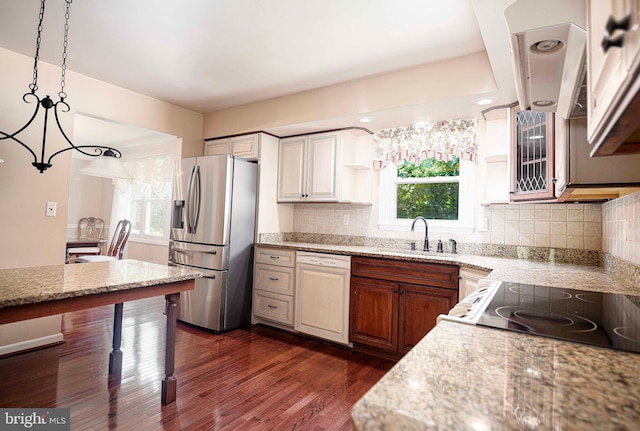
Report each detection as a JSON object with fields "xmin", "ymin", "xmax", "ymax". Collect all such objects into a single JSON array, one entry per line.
[{"xmin": 0, "ymin": 297, "xmax": 395, "ymax": 430}]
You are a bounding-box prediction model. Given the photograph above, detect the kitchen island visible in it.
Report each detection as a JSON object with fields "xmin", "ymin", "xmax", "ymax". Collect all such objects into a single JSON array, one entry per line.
[
  {"xmin": 0, "ymin": 259, "xmax": 201, "ymax": 404},
  {"xmin": 352, "ymin": 320, "xmax": 640, "ymax": 430}
]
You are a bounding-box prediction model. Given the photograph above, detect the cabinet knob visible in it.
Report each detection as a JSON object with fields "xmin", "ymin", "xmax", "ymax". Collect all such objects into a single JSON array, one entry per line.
[
  {"xmin": 605, "ymin": 14, "xmax": 631, "ymax": 35},
  {"xmin": 602, "ymin": 34, "xmax": 625, "ymax": 53}
]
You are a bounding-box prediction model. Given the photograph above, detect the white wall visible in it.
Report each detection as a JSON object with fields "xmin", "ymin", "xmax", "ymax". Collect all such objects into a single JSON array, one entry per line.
[
  {"xmin": 0, "ymin": 47, "xmax": 203, "ymax": 353},
  {"xmin": 203, "ymin": 52, "xmax": 495, "ymax": 137}
]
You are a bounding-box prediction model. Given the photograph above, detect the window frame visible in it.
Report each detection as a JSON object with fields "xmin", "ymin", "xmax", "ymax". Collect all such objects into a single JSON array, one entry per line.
[
  {"xmin": 378, "ymin": 159, "xmax": 475, "ymax": 233},
  {"xmin": 127, "ymin": 182, "xmax": 172, "ymax": 246}
]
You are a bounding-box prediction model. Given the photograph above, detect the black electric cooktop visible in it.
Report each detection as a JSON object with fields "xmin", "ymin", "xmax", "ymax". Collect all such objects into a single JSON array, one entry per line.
[{"xmin": 477, "ymin": 282, "xmax": 640, "ymax": 354}]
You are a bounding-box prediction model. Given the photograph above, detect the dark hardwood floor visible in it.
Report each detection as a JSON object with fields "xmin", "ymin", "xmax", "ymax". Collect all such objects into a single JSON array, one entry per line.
[{"xmin": 0, "ymin": 297, "xmax": 395, "ymax": 430}]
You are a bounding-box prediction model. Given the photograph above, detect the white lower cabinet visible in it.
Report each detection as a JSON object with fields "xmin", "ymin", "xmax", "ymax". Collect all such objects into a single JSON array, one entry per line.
[
  {"xmin": 252, "ymin": 246, "xmax": 296, "ymax": 329},
  {"xmin": 295, "ymin": 252, "xmax": 351, "ymax": 345},
  {"xmin": 253, "ymin": 290, "xmax": 294, "ymax": 326},
  {"xmin": 459, "ymin": 267, "xmax": 491, "ymax": 299}
]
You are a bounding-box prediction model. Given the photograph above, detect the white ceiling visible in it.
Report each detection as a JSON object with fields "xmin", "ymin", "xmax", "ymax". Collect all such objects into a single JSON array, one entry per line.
[{"xmin": 0, "ymin": 0, "xmax": 518, "ymax": 139}]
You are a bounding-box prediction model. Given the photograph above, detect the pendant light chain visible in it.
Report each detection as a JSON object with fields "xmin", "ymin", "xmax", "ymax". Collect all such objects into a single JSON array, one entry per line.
[
  {"xmin": 59, "ymin": 0, "xmax": 72, "ymax": 101},
  {"xmin": 29, "ymin": 0, "xmax": 46, "ymax": 94}
]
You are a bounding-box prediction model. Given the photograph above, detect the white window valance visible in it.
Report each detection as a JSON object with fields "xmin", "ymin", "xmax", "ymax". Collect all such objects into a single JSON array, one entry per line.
[
  {"xmin": 373, "ymin": 118, "xmax": 478, "ymax": 170},
  {"xmin": 114, "ymin": 153, "xmax": 174, "ymax": 194}
]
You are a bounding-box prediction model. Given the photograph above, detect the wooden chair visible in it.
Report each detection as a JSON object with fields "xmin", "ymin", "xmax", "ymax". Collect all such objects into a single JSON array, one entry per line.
[
  {"xmin": 76, "ymin": 220, "xmax": 132, "ymax": 263},
  {"xmin": 67, "ymin": 217, "xmax": 106, "ymax": 261}
]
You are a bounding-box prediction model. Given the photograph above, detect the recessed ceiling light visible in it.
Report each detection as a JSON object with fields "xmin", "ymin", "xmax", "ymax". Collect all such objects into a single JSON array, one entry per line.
[
  {"xmin": 359, "ymin": 117, "xmax": 372, "ymax": 123},
  {"xmin": 476, "ymin": 98, "xmax": 493, "ymax": 106},
  {"xmin": 533, "ymin": 99, "xmax": 556, "ymax": 107}
]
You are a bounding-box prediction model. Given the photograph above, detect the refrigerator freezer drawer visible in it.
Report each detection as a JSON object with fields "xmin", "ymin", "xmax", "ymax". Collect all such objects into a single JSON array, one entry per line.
[
  {"xmin": 176, "ymin": 267, "xmax": 228, "ymax": 331},
  {"xmin": 169, "ymin": 241, "xmax": 229, "ymax": 270}
]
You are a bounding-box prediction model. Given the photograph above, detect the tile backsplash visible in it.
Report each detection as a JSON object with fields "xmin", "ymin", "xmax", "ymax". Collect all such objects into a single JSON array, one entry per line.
[
  {"xmin": 292, "ymin": 202, "xmax": 603, "ymax": 251},
  {"xmin": 603, "ymin": 191, "xmax": 640, "ymax": 266}
]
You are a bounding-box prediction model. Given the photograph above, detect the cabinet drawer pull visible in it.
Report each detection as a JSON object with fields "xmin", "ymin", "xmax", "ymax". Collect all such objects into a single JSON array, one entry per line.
[
  {"xmin": 268, "ymin": 277, "xmax": 279, "ymax": 281},
  {"xmin": 270, "ymin": 256, "xmax": 280, "ymax": 260},
  {"xmin": 267, "ymin": 304, "xmax": 278, "ymax": 309}
]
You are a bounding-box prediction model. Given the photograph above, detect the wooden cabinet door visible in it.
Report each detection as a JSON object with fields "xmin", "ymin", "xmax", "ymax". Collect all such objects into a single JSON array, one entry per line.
[
  {"xmin": 349, "ymin": 276, "xmax": 398, "ymax": 352},
  {"xmin": 306, "ymin": 133, "xmax": 338, "ymax": 201},
  {"xmin": 398, "ymin": 284, "xmax": 457, "ymax": 354},
  {"xmin": 277, "ymin": 137, "xmax": 307, "ymax": 201}
]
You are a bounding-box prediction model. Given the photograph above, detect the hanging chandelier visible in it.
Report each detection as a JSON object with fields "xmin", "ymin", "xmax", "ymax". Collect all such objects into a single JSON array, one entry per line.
[{"xmin": 0, "ymin": 0, "xmax": 124, "ymax": 173}]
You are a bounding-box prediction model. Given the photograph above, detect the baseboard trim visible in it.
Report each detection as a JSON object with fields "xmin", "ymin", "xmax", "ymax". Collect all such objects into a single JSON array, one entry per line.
[{"xmin": 0, "ymin": 333, "xmax": 65, "ymax": 357}]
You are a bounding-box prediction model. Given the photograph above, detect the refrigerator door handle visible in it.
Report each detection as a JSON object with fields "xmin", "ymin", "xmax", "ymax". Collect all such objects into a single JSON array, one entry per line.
[
  {"xmin": 192, "ymin": 165, "xmax": 202, "ymax": 233},
  {"xmin": 186, "ymin": 165, "xmax": 197, "ymax": 233}
]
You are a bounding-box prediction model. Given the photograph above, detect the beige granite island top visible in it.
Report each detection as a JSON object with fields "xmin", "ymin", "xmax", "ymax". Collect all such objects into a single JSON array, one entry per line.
[
  {"xmin": 258, "ymin": 241, "xmax": 639, "ymax": 295},
  {"xmin": 352, "ymin": 320, "xmax": 640, "ymax": 431},
  {"xmin": 0, "ymin": 259, "xmax": 202, "ymax": 308}
]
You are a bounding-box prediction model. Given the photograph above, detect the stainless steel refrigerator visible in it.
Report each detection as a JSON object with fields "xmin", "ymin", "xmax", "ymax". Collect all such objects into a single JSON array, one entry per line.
[{"xmin": 168, "ymin": 154, "xmax": 257, "ymax": 331}]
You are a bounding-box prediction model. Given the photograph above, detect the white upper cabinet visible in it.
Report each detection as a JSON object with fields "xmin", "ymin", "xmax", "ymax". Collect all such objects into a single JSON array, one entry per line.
[
  {"xmin": 278, "ymin": 136, "xmax": 308, "ymax": 201},
  {"xmin": 277, "ymin": 130, "xmax": 372, "ymax": 203},
  {"xmin": 587, "ymin": 0, "xmax": 640, "ymax": 155},
  {"xmin": 204, "ymin": 133, "xmax": 262, "ymax": 160}
]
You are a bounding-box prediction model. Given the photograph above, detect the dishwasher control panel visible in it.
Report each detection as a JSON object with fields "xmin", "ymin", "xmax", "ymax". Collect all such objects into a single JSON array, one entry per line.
[{"xmin": 296, "ymin": 251, "xmax": 351, "ymax": 269}]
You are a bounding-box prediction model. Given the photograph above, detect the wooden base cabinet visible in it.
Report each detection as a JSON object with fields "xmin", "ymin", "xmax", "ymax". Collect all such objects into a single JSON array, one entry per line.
[
  {"xmin": 350, "ymin": 277, "xmax": 399, "ymax": 351},
  {"xmin": 349, "ymin": 257, "xmax": 458, "ymax": 356},
  {"xmin": 398, "ymin": 284, "xmax": 458, "ymax": 353}
]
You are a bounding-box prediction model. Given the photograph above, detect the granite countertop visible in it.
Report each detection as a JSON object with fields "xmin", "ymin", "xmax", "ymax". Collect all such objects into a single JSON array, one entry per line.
[
  {"xmin": 352, "ymin": 321, "xmax": 640, "ymax": 430},
  {"xmin": 0, "ymin": 259, "xmax": 202, "ymax": 308},
  {"xmin": 259, "ymin": 241, "xmax": 640, "ymax": 429},
  {"xmin": 258, "ymin": 241, "xmax": 638, "ymax": 295}
]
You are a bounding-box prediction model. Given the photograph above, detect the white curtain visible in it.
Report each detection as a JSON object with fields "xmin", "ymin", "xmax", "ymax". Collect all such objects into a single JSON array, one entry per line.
[
  {"xmin": 110, "ymin": 150, "xmax": 174, "ymax": 251},
  {"xmin": 372, "ymin": 118, "xmax": 478, "ymax": 170}
]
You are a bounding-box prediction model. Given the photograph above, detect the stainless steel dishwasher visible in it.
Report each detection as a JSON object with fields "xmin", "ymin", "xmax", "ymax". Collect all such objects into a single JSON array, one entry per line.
[{"xmin": 295, "ymin": 251, "xmax": 351, "ymax": 345}]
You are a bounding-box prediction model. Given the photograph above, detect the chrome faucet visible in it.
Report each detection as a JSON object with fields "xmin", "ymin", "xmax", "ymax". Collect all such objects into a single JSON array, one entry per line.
[{"xmin": 410, "ymin": 216, "xmax": 429, "ymax": 252}]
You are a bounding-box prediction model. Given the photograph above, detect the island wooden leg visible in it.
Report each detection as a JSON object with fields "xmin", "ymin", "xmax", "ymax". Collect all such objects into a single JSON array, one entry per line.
[
  {"xmin": 162, "ymin": 292, "xmax": 180, "ymax": 404},
  {"xmin": 109, "ymin": 302, "xmax": 124, "ymax": 375}
]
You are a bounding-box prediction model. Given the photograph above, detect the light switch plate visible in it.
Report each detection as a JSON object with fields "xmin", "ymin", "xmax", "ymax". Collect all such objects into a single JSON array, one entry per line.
[{"xmin": 46, "ymin": 201, "xmax": 57, "ymax": 217}]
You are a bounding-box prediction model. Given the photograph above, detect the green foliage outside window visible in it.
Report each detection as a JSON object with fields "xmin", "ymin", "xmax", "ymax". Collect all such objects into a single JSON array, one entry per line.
[{"xmin": 396, "ymin": 157, "xmax": 460, "ymax": 220}]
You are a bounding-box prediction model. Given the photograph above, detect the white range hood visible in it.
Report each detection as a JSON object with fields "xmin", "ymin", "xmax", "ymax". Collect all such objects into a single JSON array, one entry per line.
[{"xmin": 505, "ymin": 0, "xmax": 586, "ymax": 118}]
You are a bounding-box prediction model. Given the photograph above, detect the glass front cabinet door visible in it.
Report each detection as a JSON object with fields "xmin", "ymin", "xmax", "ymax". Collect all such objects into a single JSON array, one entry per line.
[{"xmin": 510, "ymin": 106, "xmax": 555, "ymax": 202}]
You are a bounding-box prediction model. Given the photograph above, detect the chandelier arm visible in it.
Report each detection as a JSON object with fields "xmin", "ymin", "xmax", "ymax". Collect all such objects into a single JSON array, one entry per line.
[
  {"xmin": 0, "ymin": 93, "xmax": 41, "ymax": 144},
  {"xmin": 46, "ymin": 145, "xmax": 123, "ymax": 166},
  {"xmin": 0, "ymin": 130, "xmax": 38, "ymax": 164},
  {"xmin": 47, "ymin": 100, "xmax": 122, "ymax": 163}
]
